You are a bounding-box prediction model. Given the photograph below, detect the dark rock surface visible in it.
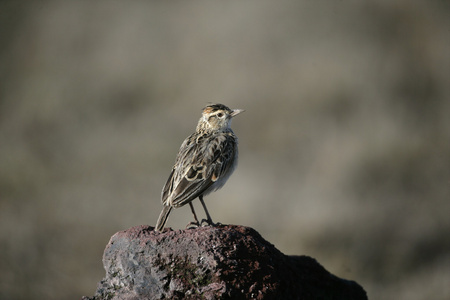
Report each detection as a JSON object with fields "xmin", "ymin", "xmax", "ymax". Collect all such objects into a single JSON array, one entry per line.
[{"xmin": 82, "ymin": 225, "xmax": 367, "ymax": 300}]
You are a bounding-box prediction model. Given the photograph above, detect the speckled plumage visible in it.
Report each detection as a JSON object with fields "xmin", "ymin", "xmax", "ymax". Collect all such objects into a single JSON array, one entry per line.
[{"xmin": 155, "ymin": 104, "xmax": 244, "ymax": 232}]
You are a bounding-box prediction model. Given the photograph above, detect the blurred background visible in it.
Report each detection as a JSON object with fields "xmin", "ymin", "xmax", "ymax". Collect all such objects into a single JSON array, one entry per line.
[{"xmin": 1, "ymin": 1, "xmax": 449, "ymax": 299}]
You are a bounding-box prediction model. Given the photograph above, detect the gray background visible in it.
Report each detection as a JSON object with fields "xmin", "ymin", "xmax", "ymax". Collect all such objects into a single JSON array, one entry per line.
[{"xmin": 1, "ymin": 1, "xmax": 449, "ymax": 299}]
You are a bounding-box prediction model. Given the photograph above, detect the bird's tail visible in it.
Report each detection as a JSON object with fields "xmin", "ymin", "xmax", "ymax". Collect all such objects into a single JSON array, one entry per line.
[{"xmin": 155, "ymin": 206, "xmax": 172, "ymax": 232}]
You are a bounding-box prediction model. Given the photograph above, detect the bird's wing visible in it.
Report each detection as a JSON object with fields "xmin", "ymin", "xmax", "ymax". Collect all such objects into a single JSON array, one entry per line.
[{"xmin": 161, "ymin": 132, "xmax": 236, "ymax": 207}]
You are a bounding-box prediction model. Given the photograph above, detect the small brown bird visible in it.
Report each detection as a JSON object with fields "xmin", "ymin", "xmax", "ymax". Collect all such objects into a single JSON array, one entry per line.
[{"xmin": 155, "ymin": 104, "xmax": 244, "ymax": 231}]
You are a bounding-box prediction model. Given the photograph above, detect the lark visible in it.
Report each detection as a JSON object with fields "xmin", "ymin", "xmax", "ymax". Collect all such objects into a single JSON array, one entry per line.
[{"xmin": 155, "ymin": 104, "xmax": 244, "ymax": 232}]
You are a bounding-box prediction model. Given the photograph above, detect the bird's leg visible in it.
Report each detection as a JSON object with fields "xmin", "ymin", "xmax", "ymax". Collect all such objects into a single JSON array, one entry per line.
[
  {"xmin": 185, "ymin": 202, "xmax": 200, "ymax": 229},
  {"xmin": 199, "ymin": 195, "xmax": 215, "ymax": 226},
  {"xmin": 189, "ymin": 202, "xmax": 200, "ymax": 223}
]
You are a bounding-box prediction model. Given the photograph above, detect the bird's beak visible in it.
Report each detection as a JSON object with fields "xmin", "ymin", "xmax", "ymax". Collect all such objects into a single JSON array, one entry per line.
[{"xmin": 231, "ymin": 109, "xmax": 245, "ymax": 117}]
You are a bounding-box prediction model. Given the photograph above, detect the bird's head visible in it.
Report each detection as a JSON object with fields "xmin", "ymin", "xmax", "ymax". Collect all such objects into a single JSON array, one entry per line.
[{"xmin": 197, "ymin": 103, "xmax": 244, "ymax": 132}]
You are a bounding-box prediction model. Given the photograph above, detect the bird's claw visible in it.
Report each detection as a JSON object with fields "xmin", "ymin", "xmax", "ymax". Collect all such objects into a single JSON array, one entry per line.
[
  {"xmin": 185, "ymin": 221, "xmax": 200, "ymax": 229},
  {"xmin": 201, "ymin": 219, "xmax": 220, "ymax": 227}
]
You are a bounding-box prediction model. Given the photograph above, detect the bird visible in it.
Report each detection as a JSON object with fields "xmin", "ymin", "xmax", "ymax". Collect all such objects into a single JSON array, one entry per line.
[{"xmin": 155, "ymin": 103, "xmax": 244, "ymax": 232}]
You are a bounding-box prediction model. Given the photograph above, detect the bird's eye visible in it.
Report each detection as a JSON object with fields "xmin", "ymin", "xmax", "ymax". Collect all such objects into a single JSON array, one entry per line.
[{"xmin": 217, "ymin": 113, "xmax": 224, "ymax": 118}]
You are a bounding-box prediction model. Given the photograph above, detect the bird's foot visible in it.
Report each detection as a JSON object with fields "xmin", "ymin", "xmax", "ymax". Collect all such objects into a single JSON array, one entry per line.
[
  {"xmin": 201, "ymin": 219, "xmax": 221, "ymax": 227},
  {"xmin": 185, "ymin": 221, "xmax": 200, "ymax": 229}
]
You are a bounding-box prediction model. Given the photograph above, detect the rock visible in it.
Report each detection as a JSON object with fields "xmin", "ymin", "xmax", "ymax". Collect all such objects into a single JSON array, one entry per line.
[{"xmin": 82, "ymin": 224, "xmax": 367, "ymax": 300}]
